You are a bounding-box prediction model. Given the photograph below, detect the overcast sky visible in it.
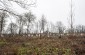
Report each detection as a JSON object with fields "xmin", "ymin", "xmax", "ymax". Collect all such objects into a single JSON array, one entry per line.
[
  {"xmin": 6, "ymin": 0, "xmax": 85, "ymax": 27},
  {"xmin": 29, "ymin": 0, "xmax": 85, "ymax": 26}
]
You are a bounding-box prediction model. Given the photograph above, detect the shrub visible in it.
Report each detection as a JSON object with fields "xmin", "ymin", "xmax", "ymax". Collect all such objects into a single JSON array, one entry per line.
[
  {"xmin": 0, "ymin": 41, "xmax": 7, "ymax": 47},
  {"xmin": 17, "ymin": 47, "xmax": 27, "ymax": 55}
]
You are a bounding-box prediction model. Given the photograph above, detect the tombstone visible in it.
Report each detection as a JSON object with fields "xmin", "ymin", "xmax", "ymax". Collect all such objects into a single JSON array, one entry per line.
[
  {"xmin": 28, "ymin": 34, "xmax": 30, "ymax": 37},
  {"xmin": 1, "ymin": 34, "xmax": 4, "ymax": 37},
  {"xmin": 36, "ymin": 34, "xmax": 39, "ymax": 37},
  {"xmin": 31, "ymin": 34, "xmax": 33, "ymax": 37},
  {"xmin": 67, "ymin": 34, "xmax": 70, "ymax": 36},
  {"xmin": 80, "ymin": 33, "xmax": 83, "ymax": 36}
]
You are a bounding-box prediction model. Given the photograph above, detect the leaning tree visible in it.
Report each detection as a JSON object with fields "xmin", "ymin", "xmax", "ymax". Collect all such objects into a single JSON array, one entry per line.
[{"xmin": 0, "ymin": 0, "xmax": 36, "ymax": 35}]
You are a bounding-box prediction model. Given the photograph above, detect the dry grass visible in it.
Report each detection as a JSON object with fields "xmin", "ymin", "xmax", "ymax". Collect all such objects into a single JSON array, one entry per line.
[{"xmin": 0, "ymin": 35, "xmax": 85, "ymax": 55}]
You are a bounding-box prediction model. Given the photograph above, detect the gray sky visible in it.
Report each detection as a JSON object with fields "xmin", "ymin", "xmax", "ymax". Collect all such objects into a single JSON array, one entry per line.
[
  {"xmin": 5, "ymin": 0, "xmax": 85, "ymax": 26},
  {"xmin": 30, "ymin": 0, "xmax": 85, "ymax": 26}
]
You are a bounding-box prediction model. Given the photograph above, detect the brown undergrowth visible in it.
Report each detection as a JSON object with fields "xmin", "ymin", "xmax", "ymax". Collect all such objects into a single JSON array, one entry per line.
[{"xmin": 0, "ymin": 35, "xmax": 85, "ymax": 55}]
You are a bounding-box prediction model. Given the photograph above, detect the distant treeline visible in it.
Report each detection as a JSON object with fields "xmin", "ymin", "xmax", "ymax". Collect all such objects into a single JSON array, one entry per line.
[{"xmin": 0, "ymin": 11, "xmax": 85, "ymax": 36}]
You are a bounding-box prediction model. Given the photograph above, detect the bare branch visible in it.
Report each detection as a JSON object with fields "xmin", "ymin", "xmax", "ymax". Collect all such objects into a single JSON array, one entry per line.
[
  {"xmin": 0, "ymin": 0, "xmax": 36, "ymax": 17},
  {"xmin": 0, "ymin": 9, "xmax": 20, "ymax": 16},
  {"xmin": 8, "ymin": 0, "xmax": 37, "ymax": 9}
]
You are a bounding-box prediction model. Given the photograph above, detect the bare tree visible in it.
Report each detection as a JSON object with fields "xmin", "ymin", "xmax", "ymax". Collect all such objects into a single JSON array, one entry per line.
[
  {"xmin": 56, "ymin": 21, "xmax": 65, "ymax": 34},
  {"xmin": 75, "ymin": 25, "xmax": 85, "ymax": 34},
  {"xmin": 35, "ymin": 21, "xmax": 39, "ymax": 33},
  {"xmin": 17, "ymin": 15, "xmax": 26, "ymax": 34},
  {"xmin": 67, "ymin": 0, "xmax": 75, "ymax": 34},
  {"xmin": 50, "ymin": 22, "xmax": 56, "ymax": 33},
  {"xmin": 7, "ymin": 22, "xmax": 18, "ymax": 34},
  {"xmin": 69, "ymin": 0, "xmax": 75, "ymax": 33},
  {"xmin": 0, "ymin": 0, "xmax": 36, "ymax": 34},
  {"xmin": 45, "ymin": 22, "xmax": 50, "ymax": 37},
  {"xmin": 0, "ymin": 0, "xmax": 36, "ymax": 36},
  {"xmin": 24, "ymin": 11, "xmax": 36, "ymax": 34},
  {"xmin": 39, "ymin": 15, "xmax": 47, "ymax": 33},
  {"xmin": 0, "ymin": 11, "xmax": 8, "ymax": 35}
]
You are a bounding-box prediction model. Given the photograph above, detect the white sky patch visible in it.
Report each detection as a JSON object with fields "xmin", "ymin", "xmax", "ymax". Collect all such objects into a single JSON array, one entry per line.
[
  {"xmin": 3, "ymin": 0, "xmax": 85, "ymax": 27},
  {"xmin": 30, "ymin": 0, "xmax": 85, "ymax": 26},
  {"xmin": 10, "ymin": 1, "xmax": 27, "ymax": 15}
]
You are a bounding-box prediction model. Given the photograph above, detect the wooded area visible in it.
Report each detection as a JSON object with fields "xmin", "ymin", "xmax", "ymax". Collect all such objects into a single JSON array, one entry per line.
[{"xmin": 0, "ymin": 0, "xmax": 85, "ymax": 55}]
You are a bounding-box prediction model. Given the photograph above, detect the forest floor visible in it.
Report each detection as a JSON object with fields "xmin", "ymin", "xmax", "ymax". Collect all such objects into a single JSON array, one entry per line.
[{"xmin": 0, "ymin": 35, "xmax": 85, "ymax": 55}]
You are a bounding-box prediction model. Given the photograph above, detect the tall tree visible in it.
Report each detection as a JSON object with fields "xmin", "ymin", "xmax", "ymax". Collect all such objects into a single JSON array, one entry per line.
[
  {"xmin": 39, "ymin": 15, "xmax": 47, "ymax": 33},
  {"xmin": 24, "ymin": 11, "xmax": 36, "ymax": 34},
  {"xmin": 35, "ymin": 21, "xmax": 39, "ymax": 33},
  {"xmin": 75, "ymin": 25, "xmax": 85, "ymax": 33},
  {"xmin": 69, "ymin": 0, "xmax": 74, "ymax": 33},
  {"xmin": 56, "ymin": 21, "xmax": 65, "ymax": 34},
  {"xmin": 17, "ymin": 15, "xmax": 26, "ymax": 34},
  {"xmin": 7, "ymin": 22, "xmax": 18, "ymax": 34},
  {"xmin": 50, "ymin": 22, "xmax": 56, "ymax": 33},
  {"xmin": 0, "ymin": 11, "xmax": 8, "ymax": 35}
]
